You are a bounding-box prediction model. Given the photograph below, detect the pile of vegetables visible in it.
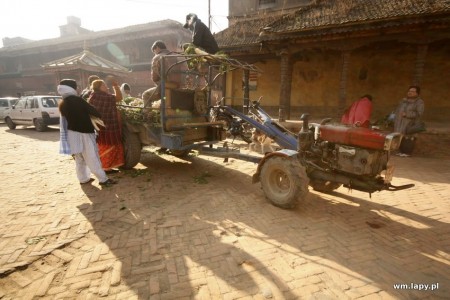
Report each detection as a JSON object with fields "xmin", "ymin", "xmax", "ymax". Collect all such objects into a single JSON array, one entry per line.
[
  {"xmin": 183, "ymin": 43, "xmax": 230, "ymax": 73},
  {"xmin": 117, "ymin": 98, "xmax": 160, "ymax": 126}
]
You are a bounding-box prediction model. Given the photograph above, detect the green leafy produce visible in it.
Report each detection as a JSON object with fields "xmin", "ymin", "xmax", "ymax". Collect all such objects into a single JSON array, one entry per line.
[{"xmin": 117, "ymin": 98, "xmax": 161, "ymax": 126}]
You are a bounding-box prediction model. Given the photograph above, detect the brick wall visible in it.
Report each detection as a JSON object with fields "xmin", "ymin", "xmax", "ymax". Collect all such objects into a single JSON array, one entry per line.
[{"xmin": 226, "ymin": 40, "xmax": 450, "ymax": 122}]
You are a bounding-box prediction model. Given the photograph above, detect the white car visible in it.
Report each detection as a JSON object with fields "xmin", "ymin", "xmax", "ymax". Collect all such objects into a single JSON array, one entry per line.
[
  {"xmin": 4, "ymin": 95, "xmax": 61, "ymax": 131},
  {"xmin": 0, "ymin": 97, "xmax": 19, "ymax": 122}
]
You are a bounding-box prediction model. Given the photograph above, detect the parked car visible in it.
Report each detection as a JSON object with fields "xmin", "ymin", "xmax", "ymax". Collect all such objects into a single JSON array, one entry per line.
[
  {"xmin": 0, "ymin": 97, "xmax": 19, "ymax": 122},
  {"xmin": 4, "ymin": 95, "xmax": 61, "ymax": 131}
]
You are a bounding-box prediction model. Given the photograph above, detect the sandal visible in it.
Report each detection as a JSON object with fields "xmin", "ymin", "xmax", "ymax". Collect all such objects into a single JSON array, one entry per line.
[
  {"xmin": 105, "ymin": 169, "xmax": 120, "ymax": 174},
  {"xmin": 99, "ymin": 179, "xmax": 118, "ymax": 186},
  {"xmin": 80, "ymin": 178, "xmax": 95, "ymax": 185}
]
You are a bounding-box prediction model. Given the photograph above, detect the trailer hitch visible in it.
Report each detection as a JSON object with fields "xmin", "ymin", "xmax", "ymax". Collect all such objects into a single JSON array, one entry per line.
[{"xmin": 387, "ymin": 183, "xmax": 415, "ymax": 191}]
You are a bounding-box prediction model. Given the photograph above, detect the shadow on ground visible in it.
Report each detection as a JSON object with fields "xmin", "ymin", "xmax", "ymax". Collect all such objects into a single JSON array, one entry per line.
[
  {"xmin": 74, "ymin": 150, "xmax": 449, "ymax": 298},
  {"xmin": 1, "ymin": 124, "xmax": 59, "ymax": 142}
]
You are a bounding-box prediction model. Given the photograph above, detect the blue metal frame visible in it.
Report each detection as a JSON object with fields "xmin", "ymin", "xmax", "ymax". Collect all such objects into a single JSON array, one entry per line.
[
  {"xmin": 221, "ymin": 105, "xmax": 298, "ymax": 150},
  {"xmin": 156, "ymin": 54, "xmax": 223, "ymax": 151}
]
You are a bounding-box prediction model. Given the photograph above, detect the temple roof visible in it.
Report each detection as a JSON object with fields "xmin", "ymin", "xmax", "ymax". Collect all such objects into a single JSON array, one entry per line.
[{"xmin": 42, "ymin": 50, "xmax": 129, "ymax": 74}]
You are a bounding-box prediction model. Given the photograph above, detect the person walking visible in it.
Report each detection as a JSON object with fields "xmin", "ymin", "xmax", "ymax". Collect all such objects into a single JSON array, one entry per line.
[
  {"xmin": 88, "ymin": 79, "xmax": 124, "ymax": 173},
  {"xmin": 394, "ymin": 85, "xmax": 425, "ymax": 157},
  {"xmin": 57, "ymin": 79, "xmax": 117, "ymax": 186}
]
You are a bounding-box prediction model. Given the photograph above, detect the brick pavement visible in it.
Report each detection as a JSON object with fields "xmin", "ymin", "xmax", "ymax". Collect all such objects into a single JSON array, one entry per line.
[{"xmin": 0, "ymin": 124, "xmax": 449, "ymax": 299}]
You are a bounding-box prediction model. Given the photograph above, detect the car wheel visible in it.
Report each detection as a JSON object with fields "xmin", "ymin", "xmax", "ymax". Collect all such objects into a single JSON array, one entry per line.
[
  {"xmin": 5, "ymin": 117, "xmax": 16, "ymax": 129},
  {"xmin": 34, "ymin": 119, "xmax": 47, "ymax": 132}
]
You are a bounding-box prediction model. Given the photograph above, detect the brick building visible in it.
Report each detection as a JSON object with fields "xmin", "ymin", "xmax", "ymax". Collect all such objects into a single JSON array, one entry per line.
[
  {"xmin": 0, "ymin": 17, "xmax": 191, "ymax": 97},
  {"xmin": 215, "ymin": 0, "xmax": 450, "ymax": 122}
]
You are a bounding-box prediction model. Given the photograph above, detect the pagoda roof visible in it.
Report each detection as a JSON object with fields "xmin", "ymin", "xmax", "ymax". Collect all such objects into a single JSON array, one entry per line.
[{"xmin": 42, "ymin": 49, "xmax": 129, "ymax": 75}]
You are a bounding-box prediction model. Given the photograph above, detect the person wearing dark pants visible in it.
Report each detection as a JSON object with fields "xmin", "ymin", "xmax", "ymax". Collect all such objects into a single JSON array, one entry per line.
[{"xmin": 394, "ymin": 85, "xmax": 425, "ymax": 157}]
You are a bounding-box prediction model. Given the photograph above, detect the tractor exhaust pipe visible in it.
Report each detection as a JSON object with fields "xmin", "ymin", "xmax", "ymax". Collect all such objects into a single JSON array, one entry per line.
[{"xmin": 308, "ymin": 169, "xmax": 414, "ymax": 193}]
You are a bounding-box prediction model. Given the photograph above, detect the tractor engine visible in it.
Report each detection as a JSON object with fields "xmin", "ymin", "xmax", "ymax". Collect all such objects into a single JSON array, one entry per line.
[
  {"xmin": 300, "ymin": 122, "xmax": 404, "ymax": 193},
  {"xmin": 315, "ymin": 125, "xmax": 401, "ymax": 175},
  {"xmin": 325, "ymin": 144, "xmax": 388, "ymax": 176}
]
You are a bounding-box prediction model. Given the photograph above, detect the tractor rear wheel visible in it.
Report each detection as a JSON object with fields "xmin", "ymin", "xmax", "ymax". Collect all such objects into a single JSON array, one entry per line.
[
  {"xmin": 121, "ymin": 126, "xmax": 142, "ymax": 169},
  {"xmin": 260, "ymin": 156, "xmax": 309, "ymax": 209}
]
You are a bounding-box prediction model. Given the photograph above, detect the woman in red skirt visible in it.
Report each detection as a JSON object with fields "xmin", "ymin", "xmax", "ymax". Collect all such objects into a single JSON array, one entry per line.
[{"xmin": 88, "ymin": 79, "xmax": 124, "ymax": 173}]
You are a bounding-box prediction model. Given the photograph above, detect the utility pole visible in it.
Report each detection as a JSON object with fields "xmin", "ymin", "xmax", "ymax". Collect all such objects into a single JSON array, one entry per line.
[{"xmin": 208, "ymin": 0, "xmax": 211, "ymax": 29}]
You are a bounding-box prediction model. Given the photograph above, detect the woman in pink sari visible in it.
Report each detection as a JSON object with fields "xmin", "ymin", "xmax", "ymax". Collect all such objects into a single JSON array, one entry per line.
[{"xmin": 88, "ymin": 79, "xmax": 124, "ymax": 173}]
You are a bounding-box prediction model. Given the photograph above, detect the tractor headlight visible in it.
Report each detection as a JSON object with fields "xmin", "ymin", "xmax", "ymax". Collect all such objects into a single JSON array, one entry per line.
[{"xmin": 384, "ymin": 133, "xmax": 402, "ymax": 151}]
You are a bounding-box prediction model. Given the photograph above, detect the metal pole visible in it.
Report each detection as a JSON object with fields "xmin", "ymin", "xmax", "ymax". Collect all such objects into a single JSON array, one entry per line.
[
  {"xmin": 208, "ymin": 0, "xmax": 211, "ymax": 29},
  {"xmin": 243, "ymin": 69, "xmax": 249, "ymax": 114}
]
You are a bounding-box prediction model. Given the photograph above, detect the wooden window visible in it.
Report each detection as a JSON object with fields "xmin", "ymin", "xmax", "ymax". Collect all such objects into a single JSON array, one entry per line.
[
  {"xmin": 259, "ymin": 0, "xmax": 277, "ymax": 9},
  {"xmin": 260, "ymin": 0, "xmax": 276, "ymax": 4}
]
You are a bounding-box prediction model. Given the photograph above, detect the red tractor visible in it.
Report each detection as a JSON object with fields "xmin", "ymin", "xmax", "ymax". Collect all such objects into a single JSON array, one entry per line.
[{"xmin": 212, "ymin": 102, "xmax": 414, "ymax": 209}]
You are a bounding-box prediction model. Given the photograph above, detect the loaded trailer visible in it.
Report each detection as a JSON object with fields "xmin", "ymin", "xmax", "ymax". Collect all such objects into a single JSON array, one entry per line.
[{"xmin": 120, "ymin": 53, "xmax": 413, "ymax": 209}]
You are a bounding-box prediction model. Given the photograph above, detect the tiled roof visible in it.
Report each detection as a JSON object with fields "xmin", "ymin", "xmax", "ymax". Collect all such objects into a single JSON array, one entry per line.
[
  {"xmin": 264, "ymin": 0, "xmax": 450, "ymax": 33},
  {"xmin": 42, "ymin": 50, "xmax": 129, "ymax": 73},
  {"xmin": 214, "ymin": 14, "xmax": 283, "ymax": 48},
  {"xmin": 216, "ymin": 0, "xmax": 450, "ymax": 48}
]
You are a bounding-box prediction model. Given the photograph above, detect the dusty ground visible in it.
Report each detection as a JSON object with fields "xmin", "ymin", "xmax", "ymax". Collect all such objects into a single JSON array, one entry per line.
[{"xmin": 0, "ymin": 123, "xmax": 449, "ymax": 299}]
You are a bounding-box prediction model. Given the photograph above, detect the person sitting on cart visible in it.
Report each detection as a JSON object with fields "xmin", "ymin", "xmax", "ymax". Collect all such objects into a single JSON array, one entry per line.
[
  {"xmin": 142, "ymin": 40, "xmax": 180, "ymax": 108},
  {"xmin": 183, "ymin": 13, "xmax": 219, "ymax": 54}
]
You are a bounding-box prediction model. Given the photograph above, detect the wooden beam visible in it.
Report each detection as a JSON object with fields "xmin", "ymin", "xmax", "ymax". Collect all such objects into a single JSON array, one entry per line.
[
  {"xmin": 279, "ymin": 48, "xmax": 292, "ymax": 120},
  {"xmin": 338, "ymin": 51, "xmax": 351, "ymax": 118},
  {"xmin": 412, "ymin": 44, "xmax": 428, "ymax": 86}
]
